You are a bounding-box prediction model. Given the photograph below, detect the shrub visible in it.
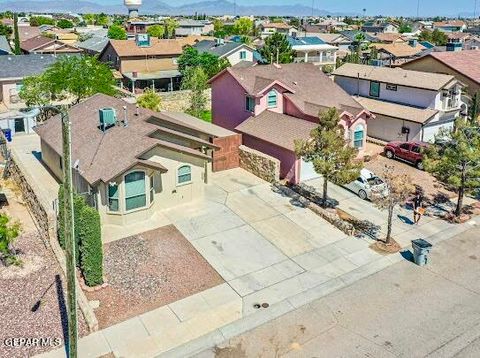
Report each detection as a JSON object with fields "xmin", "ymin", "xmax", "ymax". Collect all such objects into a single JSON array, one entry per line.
[
  {"xmin": 0, "ymin": 214, "xmax": 21, "ymax": 267},
  {"xmin": 57, "ymin": 185, "xmax": 103, "ymax": 286},
  {"xmin": 78, "ymin": 205, "xmax": 103, "ymax": 286}
]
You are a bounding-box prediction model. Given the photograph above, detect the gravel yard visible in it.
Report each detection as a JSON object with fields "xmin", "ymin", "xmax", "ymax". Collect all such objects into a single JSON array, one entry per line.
[
  {"xmin": 86, "ymin": 225, "xmax": 224, "ymax": 329},
  {"xmin": 0, "ymin": 230, "xmax": 88, "ymax": 358}
]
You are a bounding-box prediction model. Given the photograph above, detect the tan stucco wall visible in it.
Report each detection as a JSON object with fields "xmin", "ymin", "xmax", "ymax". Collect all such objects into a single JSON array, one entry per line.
[
  {"xmin": 40, "ymin": 140, "xmax": 63, "ymax": 181},
  {"xmin": 402, "ymin": 57, "xmax": 480, "ymax": 97},
  {"xmin": 96, "ymin": 146, "xmax": 209, "ymax": 226}
]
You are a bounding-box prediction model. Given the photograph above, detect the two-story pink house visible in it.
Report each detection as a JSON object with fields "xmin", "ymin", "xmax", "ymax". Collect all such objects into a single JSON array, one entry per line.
[{"xmin": 209, "ymin": 63, "xmax": 373, "ymax": 184}]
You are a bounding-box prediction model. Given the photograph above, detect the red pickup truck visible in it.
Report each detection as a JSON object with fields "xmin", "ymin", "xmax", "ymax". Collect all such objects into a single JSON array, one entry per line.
[{"xmin": 384, "ymin": 141, "xmax": 429, "ymax": 170}]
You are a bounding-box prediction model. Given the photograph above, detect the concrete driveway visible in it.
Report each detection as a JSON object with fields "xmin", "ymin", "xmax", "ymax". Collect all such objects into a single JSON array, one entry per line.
[{"xmin": 164, "ymin": 168, "xmax": 388, "ymax": 316}]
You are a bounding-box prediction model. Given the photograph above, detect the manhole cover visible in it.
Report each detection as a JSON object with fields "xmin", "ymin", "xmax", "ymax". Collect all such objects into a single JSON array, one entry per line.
[{"xmin": 261, "ymin": 302, "xmax": 269, "ymax": 308}]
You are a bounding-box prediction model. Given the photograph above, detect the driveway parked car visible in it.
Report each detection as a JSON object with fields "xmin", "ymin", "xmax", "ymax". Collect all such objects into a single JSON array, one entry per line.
[
  {"xmin": 343, "ymin": 168, "xmax": 388, "ymax": 200},
  {"xmin": 384, "ymin": 141, "xmax": 429, "ymax": 170}
]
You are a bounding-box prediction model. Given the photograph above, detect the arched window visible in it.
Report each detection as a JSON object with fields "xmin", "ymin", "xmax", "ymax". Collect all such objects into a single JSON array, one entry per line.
[
  {"xmin": 267, "ymin": 90, "xmax": 277, "ymax": 108},
  {"xmin": 353, "ymin": 125, "xmax": 364, "ymax": 149},
  {"xmin": 124, "ymin": 171, "xmax": 146, "ymax": 211},
  {"xmin": 177, "ymin": 165, "xmax": 192, "ymax": 185}
]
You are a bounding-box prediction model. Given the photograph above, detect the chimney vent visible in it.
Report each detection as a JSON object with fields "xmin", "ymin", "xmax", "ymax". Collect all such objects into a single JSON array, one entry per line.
[{"xmin": 123, "ymin": 105, "xmax": 128, "ymax": 127}]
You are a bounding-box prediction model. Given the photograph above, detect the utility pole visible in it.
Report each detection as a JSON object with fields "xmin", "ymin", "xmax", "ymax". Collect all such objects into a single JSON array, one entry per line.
[
  {"xmin": 60, "ymin": 106, "xmax": 77, "ymax": 358},
  {"xmin": 417, "ymin": 0, "xmax": 420, "ymax": 19}
]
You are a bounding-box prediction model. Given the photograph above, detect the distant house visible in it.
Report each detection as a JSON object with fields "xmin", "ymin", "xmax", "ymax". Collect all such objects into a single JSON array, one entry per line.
[
  {"xmin": 433, "ymin": 21, "xmax": 467, "ymax": 33},
  {"xmin": 0, "ymin": 54, "xmax": 71, "ymax": 137},
  {"xmin": 0, "ymin": 35, "xmax": 12, "ymax": 55},
  {"xmin": 34, "ymin": 94, "xmax": 237, "ymax": 228},
  {"xmin": 260, "ymin": 22, "xmax": 297, "ymax": 39},
  {"xmin": 287, "ymin": 36, "xmax": 338, "ymax": 67},
  {"xmin": 370, "ymin": 33, "xmax": 407, "ymax": 44},
  {"xmin": 76, "ymin": 35, "xmax": 109, "ymax": 56},
  {"xmin": 209, "ymin": 63, "xmax": 373, "ymax": 183},
  {"xmin": 176, "ymin": 19, "xmax": 211, "ymax": 36},
  {"xmin": 20, "ymin": 35, "xmax": 82, "ymax": 55},
  {"xmin": 373, "ymin": 40, "xmax": 427, "ymax": 66},
  {"xmin": 193, "ymin": 39, "xmax": 256, "ymax": 66},
  {"xmin": 99, "ymin": 35, "xmax": 200, "ymax": 92},
  {"xmin": 361, "ymin": 22, "xmax": 399, "ymax": 34},
  {"xmin": 402, "ymin": 50, "xmax": 480, "ymax": 97},
  {"xmin": 302, "ymin": 20, "xmax": 349, "ymax": 33},
  {"xmin": 313, "ymin": 33, "xmax": 352, "ymax": 51},
  {"xmin": 340, "ymin": 30, "xmax": 377, "ymax": 43},
  {"xmin": 17, "ymin": 26, "xmax": 42, "ymax": 42},
  {"xmin": 333, "ymin": 63, "xmax": 465, "ymax": 143}
]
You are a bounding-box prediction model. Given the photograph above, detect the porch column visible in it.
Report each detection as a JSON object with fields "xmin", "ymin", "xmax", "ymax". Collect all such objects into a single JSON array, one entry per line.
[
  {"xmin": 131, "ymin": 80, "xmax": 135, "ymax": 93},
  {"xmin": 333, "ymin": 51, "xmax": 337, "ymax": 66},
  {"xmin": 152, "ymin": 80, "xmax": 155, "ymax": 91},
  {"xmin": 170, "ymin": 77, "xmax": 173, "ymax": 92},
  {"xmin": 304, "ymin": 51, "xmax": 308, "ymax": 63},
  {"xmin": 319, "ymin": 51, "xmax": 324, "ymax": 63}
]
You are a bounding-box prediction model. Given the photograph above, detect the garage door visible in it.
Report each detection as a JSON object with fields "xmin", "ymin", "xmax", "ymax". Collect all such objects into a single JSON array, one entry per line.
[{"xmin": 300, "ymin": 158, "xmax": 321, "ymax": 182}]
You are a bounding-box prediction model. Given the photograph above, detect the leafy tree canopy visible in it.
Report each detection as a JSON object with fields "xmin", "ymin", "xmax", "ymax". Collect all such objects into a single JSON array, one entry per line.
[
  {"xmin": 181, "ymin": 66, "xmax": 209, "ymax": 119},
  {"xmin": 0, "ymin": 23, "xmax": 12, "ymax": 37},
  {"xmin": 233, "ymin": 18, "xmax": 253, "ymax": 36},
  {"xmin": 107, "ymin": 24, "xmax": 127, "ymax": 40},
  {"xmin": 259, "ymin": 32, "xmax": 294, "ymax": 64},
  {"xmin": 147, "ymin": 24, "xmax": 165, "ymax": 38},
  {"xmin": 57, "ymin": 19, "xmax": 74, "ymax": 29},
  {"xmin": 29, "ymin": 16, "xmax": 55, "ymax": 27},
  {"xmin": 177, "ymin": 47, "xmax": 230, "ymax": 79}
]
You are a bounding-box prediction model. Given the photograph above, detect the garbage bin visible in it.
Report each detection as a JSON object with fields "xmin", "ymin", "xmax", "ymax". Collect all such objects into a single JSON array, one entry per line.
[
  {"xmin": 411, "ymin": 239, "xmax": 432, "ymax": 266},
  {"xmin": 3, "ymin": 128, "xmax": 12, "ymax": 142}
]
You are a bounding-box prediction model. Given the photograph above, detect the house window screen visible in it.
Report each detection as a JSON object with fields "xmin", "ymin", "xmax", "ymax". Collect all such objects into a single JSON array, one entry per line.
[
  {"xmin": 108, "ymin": 183, "xmax": 119, "ymax": 212},
  {"xmin": 267, "ymin": 90, "xmax": 277, "ymax": 107},
  {"xmin": 369, "ymin": 81, "xmax": 380, "ymax": 97},
  {"xmin": 353, "ymin": 125, "xmax": 364, "ymax": 149},
  {"xmin": 177, "ymin": 165, "xmax": 192, "ymax": 184}
]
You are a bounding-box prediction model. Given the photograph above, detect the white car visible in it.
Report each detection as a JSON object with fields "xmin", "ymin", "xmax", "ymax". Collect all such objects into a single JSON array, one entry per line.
[{"xmin": 343, "ymin": 169, "xmax": 388, "ymax": 200}]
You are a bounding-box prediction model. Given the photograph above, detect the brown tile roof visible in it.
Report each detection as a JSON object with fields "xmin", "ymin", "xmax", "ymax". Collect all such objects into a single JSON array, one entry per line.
[
  {"xmin": 219, "ymin": 63, "xmax": 365, "ymax": 118},
  {"xmin": 235, "ymin": 110, "xmax": 316, "ymax": 151},
  {"xmin": 433, "ymin": 21, "xmax": 466, "ymax": 27},
  {"xmin": 20, "ymin": 35, "xmax": 54, "ymax": 52},
  {"xmin": 333, "ymin": 63, "xmax": 456, "ymax": 91},
  {"xmin": 109, "ymin": 37, "xmax": 202, "ymax": 57},
  {"xmin": 354, "ymin": 97, "xmax": 438, "ymax": 124},
  {"xmin": 18, "ymin": 26, "xmax": 41, "ymax": 42},
  {"xmin": 428, "ymin": 50, "xmax": 480, "ymax": 84},
  {"xmin": 371, "ymin": 33, "xmax": 406, "ymax": 43},
  {"xmin": 263, "ymin": 22, "xmax": 292, "ymax": 30},
  {"xmin": 373, "ymin": 42, "xmax": 426, "ymax": 58},
  {"xmin": 34, "ymin": 94, "xmax": 215, "ymax": 185}
]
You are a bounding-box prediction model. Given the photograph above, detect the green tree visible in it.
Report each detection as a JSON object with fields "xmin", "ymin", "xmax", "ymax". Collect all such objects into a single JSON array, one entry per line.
[
  {"xmin": 259, "ymin": 32, "xmax": 294, "ymax": 64},
  {"xmin": 42, "ymin": 56, "xmax": 116, "ymax": 104},
  {"xmin": 295, "ymin": 108, "xmax": 362, "ymax": 206},
  {"xmin": 182, "ymin": 67, "xmax": 209, "ymax": 119},
  {"xmin": 213, "ymin": 19, "xmax": 225, "ymax": 38},
  {"xmin": 0, "ymin": 214, "xmax": 21, "ymax": 267},
  {"xmin": 107, "ymin": 24, "xmax": 127, "ymax": 40},
  {"xmin": 0, "ymin": 23, "xmax": 12, "ymax": 37},
  {"xmin": 177, "ymin": 47, "xmax": 230, "ymax": 79},
  {"xmin": 398, "ymin": 23, "xmax": 412, "ymax": 33},
  {"xmin": 137, "ymin": 88, "xmax": 162, "ymax": 111},
  {"xmin": 371, "ymin": 165, "xmax": 415, "ymax": 245},
  {"xmin": 233, "ymin": 18, "xmax": 253, "ymax": 36},
  {"xmin": 147, "ymin": 24, "xmax": 165, "ymax": 38},
  {"xmin": 95, "ymin": 13, "xmax": 109, "ymax": 27},
  {"xmin": 13, "ymin": 13, "xmax": 20, "ymax": 55},
  {"xmin": 83, "ymin": 13, "xmax": 95, "ymax": 25},
  {"xmin": 19, "ymin": 75, "xmax": 52, "ymax": 120},
  {"xmin": 424, "ymin": 122, "xmax": 480, "ymax": 217},
  {"xmin": 164, "ymin": 18, "xmax": 179, "ymax": 39},
  {"xmin": 469, "ymin": 91, "xmax": 480, "ymax": 122},
  {"xmin": 57, "ymin": 19, "xmax": 74, "ymax": 29},
  {"xmin": 78, "ymin": 205, "xmax": 103, "ymax": 286},
  {"xmin": 29, "ymin": 16, "xmax": 55, "ymax": 27},
  {"xmin": 431, "ymin": 29, "xmax": 448, "ymax": 46}
]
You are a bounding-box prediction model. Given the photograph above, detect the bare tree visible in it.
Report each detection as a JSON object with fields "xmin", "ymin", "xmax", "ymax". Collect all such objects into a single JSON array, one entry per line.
[{"xmin": 371, "ymin": 165, "xmax": 415, "ymax": 245}]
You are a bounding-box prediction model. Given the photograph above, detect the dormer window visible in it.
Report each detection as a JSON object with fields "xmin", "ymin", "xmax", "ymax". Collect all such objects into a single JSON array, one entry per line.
[
  {"xmin": 245, "ymin": 96, "xmax": 255, "ymax": 112},
  {"xmin": 267, "ymin": 90, "xmax": 277, "ymax": 108}
]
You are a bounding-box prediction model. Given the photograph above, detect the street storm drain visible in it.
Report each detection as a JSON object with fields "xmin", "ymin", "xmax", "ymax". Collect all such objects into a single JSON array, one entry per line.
[{"xmin": 253, "ymin": 302, "xmax": 269, "ymax": 309}]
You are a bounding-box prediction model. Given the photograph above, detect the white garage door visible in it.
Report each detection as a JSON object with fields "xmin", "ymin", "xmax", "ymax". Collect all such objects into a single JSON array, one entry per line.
[{"xmin": 300, "ymin": 158, "xmax": 321, "ymax": 182}]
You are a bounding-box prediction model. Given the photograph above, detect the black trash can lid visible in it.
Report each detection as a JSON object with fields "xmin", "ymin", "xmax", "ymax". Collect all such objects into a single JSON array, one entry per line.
[{"xmin": 412, "ymin": 239, "xmax": 432, "ymax": 249}]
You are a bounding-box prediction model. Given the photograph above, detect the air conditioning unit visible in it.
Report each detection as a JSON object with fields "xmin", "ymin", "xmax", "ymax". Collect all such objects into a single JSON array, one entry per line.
[{"xmin": 99, "ymin": 108, "xmax": 117, "ymax": 131}]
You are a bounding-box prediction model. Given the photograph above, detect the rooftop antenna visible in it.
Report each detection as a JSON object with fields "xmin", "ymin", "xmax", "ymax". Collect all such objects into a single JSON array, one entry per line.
[{"xmin": 363, "ymin": 8, "xmax": 366, "ymax": 18}]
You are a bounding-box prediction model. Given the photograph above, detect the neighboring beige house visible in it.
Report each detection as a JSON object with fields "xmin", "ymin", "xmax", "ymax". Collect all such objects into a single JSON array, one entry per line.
[
  {"xmin": 20, "ymin": 35, "xmax": 82, "ymax": 55},
  {"xmin": 34, "ymin": 94, "xmax": 235, "ymax": 228},
  {"xmin": 99, "ymin": 35, "xmax": 206, "ymax": 92},
  {"xmin": 260, "ymin": 22, "xmax": 297, "ymax": 39},
  {"xmin": 402, "ymin": 50, "xmax": 480, "ymax": 98},
  {"xmin": 333, "ymin": 63, "xmax": 465, "ymax": 143},
  {"xmin": 193, "ymin": 39, "xmax": 256, "ymax": 66}
]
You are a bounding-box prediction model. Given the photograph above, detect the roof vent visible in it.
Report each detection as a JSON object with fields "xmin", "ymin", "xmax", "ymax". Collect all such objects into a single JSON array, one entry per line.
[{"xmin": 99, "ymin": 108, "xmax": 117, "ymax": 132}]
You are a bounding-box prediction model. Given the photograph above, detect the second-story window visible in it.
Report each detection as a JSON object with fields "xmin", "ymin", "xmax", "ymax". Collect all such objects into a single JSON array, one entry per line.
[
  {"xmin": 369, "ymin": 81, "xmax": 380, "ymax": 97},
  {"xmin": 239, "ymin": 50, "xmax": 247, "ymax": 60},
  {"xmin": 267, "ymin": 90, "xmax": 277, "ymax": 108},
  {"xmin": 245, "ymin": 96, "xmax": 255, "ymax": 112}
]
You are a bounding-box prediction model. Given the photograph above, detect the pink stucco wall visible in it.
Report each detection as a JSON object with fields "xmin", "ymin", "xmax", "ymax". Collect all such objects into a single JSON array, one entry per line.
[
  {"xmin": 211, "ymin": 71, "xmax": 253, "ymax": 131},
  {"xmin": 255, "ymin": 84, "xmax": 286, "ymax": 115},
  {"xmin": 243, "ymin": 134, "xmax": 299, "ymax": 183}
]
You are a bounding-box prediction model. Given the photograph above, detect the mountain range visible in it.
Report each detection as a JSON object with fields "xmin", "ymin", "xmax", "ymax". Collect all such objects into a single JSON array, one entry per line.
[{"xmin": 0, "ymin": 0, "xmax": 356, "ymax": 16}]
